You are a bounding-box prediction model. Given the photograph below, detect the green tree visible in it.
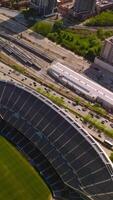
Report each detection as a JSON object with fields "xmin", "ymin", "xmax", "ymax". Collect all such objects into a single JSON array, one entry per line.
[
  {"xmin": 110, "ymin": 153, "xmax": 113, "ymax": 162},
  {"xmin": 52, "ymin": 20, "xmax": 63, "ymax": 32},
  {"xmin": 32, "ymin": 21, "xmax": 53, "ymax": 36}
]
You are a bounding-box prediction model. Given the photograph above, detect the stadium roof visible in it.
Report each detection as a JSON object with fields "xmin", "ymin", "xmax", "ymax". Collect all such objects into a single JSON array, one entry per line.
[{"xmin": 0, "ymin": 80, "xmax": 113, "ymax": 200}]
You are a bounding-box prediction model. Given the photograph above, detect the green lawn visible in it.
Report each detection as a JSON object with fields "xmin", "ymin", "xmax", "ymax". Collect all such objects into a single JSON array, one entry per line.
[{"xmin": 0, "ymin": 136, "xmax": 51, "ymax": 200}]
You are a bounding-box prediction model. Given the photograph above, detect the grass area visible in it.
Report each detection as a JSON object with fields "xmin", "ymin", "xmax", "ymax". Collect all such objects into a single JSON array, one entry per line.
[
  {"xmin": 74, "ymin": 96, "xmax": 107, "ymax": 116},
  {"xmin": 32, "ymin": 20, "xmax": 113, "ymax": 61},
  {"xmin": 84, "ymin": 102, "xmax": 107, "ymax": 116},
  {"xmin": 85, "ymin": 11, "xmax": 113, "ymax": 26},
  {"xmin": 37, "ymin": 87, "xmax": 65, "ymax": 107},
  {"xmin": 110, "ymin": 152, "xmax": 113, "ymax": 162},
  {"xmin": 0, "ymin": 136, "xmax": 51, "ymax": 200},
  {"xmin": 0, "ymin": 52, "xmax": 26, "ymax": 74},
  {"xmin": 83, "ymin": 115, "xmax": 113, "ymax": 138}
]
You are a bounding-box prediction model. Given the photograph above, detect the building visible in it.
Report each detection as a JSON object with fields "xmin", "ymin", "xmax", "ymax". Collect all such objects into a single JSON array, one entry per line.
[
  {"xmin": 95, "ymin": 36, "xmax": 113, "ymax": 73},
  {"xmin": 73, "ymin": 0, "xmax": 96, "ymax": 18},
  {"xmin": 48, "ymin": 62, "xmax": 113, "ymax": 110},
  {"xmin": 96, "ymin": 0, "xmax": 113, "ymax": 13},
  {"xmin": 30, "ymin": 0, "xmax": 57, "ymax": 16},
  {"xmin": 58, "ymin": 0, "xmax": 74, "ymax": 16}
]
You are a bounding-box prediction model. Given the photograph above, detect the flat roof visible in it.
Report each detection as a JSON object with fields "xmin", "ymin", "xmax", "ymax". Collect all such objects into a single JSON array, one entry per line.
[{"xmin": 50, "ymin": 62, "xmax": 113, "ymax": 106}]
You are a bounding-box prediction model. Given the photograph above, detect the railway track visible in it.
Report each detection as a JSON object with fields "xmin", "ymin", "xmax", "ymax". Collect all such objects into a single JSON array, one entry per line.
[
  {"xmin": 0, "ymin": 38, "xmax": 41, "ymax": 70},
  {"xmin": 0, "ymin": 32, "xmax": 54, "ymax": 63}
]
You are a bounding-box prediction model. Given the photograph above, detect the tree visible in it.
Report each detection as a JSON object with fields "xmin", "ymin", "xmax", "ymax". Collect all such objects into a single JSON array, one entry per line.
[
  {"xmin": 110, "ymin": 153, "xmax": 113, "ymax": 162},
  {"xmin": 33, "ymin": 21, "xmax": 53, "ymax": 36},
  {"xmin": 52, "ymin": 20, "xmax": 63, "ymax": 32}
]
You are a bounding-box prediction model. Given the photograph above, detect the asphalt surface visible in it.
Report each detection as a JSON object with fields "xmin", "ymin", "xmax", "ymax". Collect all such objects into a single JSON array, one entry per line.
[{"xmin": 0, "ymin": 61, "xmax": 112, "ymax": 156}]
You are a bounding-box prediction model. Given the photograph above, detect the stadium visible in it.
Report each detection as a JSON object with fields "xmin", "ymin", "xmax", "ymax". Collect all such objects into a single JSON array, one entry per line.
[{"xmin": 0, "ymin": 80, "xmax": 113, "ymax": 200}]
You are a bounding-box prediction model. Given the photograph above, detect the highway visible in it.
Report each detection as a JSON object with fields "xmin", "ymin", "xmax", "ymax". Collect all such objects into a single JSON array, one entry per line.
[{"xmin": 0, "ymin": 61, "xmax": 113, "ymax": 156}]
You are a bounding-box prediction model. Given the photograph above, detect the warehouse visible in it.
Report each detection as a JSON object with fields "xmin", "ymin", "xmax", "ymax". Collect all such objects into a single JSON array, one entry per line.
[{"xmin": 48, "ymin": 62, "xmax": 113, "ymax": 110}]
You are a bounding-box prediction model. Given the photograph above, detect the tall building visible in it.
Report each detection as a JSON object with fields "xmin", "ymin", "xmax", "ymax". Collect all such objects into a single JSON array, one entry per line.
[
  {"xmin": 30, "ymin": 0, "xmax": 57, "ymax": 16},
  {"xmin": 73, "ymin": 0, "xmax": 96, "ymax": 15},
  {"xmin": 94, "ymin": 36, "xmax": 113, "ymax": 73}
]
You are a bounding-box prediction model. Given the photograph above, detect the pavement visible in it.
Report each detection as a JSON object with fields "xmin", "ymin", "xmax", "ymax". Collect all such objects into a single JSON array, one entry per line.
[{"xmin": 84, "ymin": 63, "xmax": 113, "ymax": 93}]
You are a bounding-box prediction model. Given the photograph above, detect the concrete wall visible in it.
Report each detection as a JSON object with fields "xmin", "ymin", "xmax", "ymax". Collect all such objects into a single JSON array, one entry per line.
[
  {"xmin": 101, "ymin": 38, "xmax": 113, "ymax": 65},
  {"xmin": 94, "ymin": 57, "xmax": 113, "ymax": 73}
]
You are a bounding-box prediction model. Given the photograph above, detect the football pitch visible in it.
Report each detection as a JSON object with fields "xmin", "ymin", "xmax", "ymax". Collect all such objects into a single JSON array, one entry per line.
[{"xmin": 0, "ymin": 136, "xmax": 51, "ymax": 200}]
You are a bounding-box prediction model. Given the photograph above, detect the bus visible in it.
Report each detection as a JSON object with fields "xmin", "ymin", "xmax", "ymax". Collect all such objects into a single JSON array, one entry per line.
[{"xmin": 104, "ymin": 139, "xmax": 113, "ymax": 149}]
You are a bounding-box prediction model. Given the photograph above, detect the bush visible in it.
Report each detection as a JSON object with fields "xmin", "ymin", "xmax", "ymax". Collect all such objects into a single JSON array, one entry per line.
[
  {"xmin": 110, "ymin": 153, "xmax": 113, "ymax": 162},
  {"xmin": 32, "ymin": 21, "xmax": 53, "ymax": 36},
  {"xmin": 83, "ymin": 114, "xmax": 113, "ymax": 138},
  {"xmin": 32, "ymin": 20, "xmax": 113, "ymax": 61},
  {"xmin": 36, "ymin": 87, "xmax": 65, "ymax": 107},
  {"xmin": 86, "ymin": 11, "xmax": 113, "ymax": 26},
  {"xmin": 52, "ymin": 20, "xmax": 63, "ymax": 32},
  {"xmin": 97, "ymin": 28, "xmax": 113, "ymax": 40}
]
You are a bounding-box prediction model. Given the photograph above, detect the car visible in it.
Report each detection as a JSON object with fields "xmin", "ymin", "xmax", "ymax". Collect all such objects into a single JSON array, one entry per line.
[
  {"xmin": 88, "ymin": 125, "xmax": 92, "ymax": 129},
  {"xmin": 89, "ymin": 112, "xmax": 94, "ymax": 117},
  {"xmin": 94, "ymin": 67, "xmax": 101, "ymax": 72},
  {"xmin": 33, "ymin": 81, "xmax": 37, "ymax": 86},
  {"xmin": 82, "ymin": 107, "xmax": 87, "ymax": 112},
  {"xmin": 95, "ymin": 115, "xmax": 100, "ymax": 119},
  {"xmin": 72, "ymin": 102, "xmax": 76, "ymax": 106},
  {"xmin": 77, "ymin": 108, "xmax": 81, "ymax": 111},
  {"xmin": 110, "ymin": 123, "xmax": 113, "ymax": 128},
  {"xmin": 98, "ymin": 134, "xmax": 101, "ymax": 138}
]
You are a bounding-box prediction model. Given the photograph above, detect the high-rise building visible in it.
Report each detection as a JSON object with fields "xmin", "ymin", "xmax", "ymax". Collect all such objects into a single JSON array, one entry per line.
[
  {"xmin": 73, "ymin": 0, "xmax": 96, "ymax": 14},
  {"xmin": 94, "ymin": 36, "xmax": 113, "ymax": 73},
  {"xmin": 30, "ymin": 0, "xmax": 57, "ymax": 16}
]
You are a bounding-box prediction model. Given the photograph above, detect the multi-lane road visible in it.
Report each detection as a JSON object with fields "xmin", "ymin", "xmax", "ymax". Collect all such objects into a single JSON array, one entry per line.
[{"xmin": 0, "ymin": 61, "xmax": 112, "ymax": 156}]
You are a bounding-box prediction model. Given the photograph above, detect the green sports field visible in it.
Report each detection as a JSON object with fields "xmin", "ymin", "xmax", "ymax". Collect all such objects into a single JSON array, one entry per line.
[{"xmin": 0, "ymin": 136, "xmax": 51, "ymax": 200}]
